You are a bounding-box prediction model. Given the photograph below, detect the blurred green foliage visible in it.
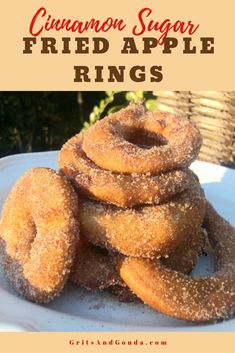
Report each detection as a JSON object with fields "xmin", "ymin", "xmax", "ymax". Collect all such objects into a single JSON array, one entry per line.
[
  {"xmin": 0, "ymin": 91, "xmax": 156, "ymax": 157},
  {"xmin": 84, "ymin": 91, "xmax": 157, "ymax": 129}
]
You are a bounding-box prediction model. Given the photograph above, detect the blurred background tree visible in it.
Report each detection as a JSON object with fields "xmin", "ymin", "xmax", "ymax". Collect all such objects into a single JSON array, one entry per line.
[
  {"xmin": 1, "ymin": 91, "xmax": 234, "ymax": 167},
  {"xmin": 0, "ymin": 91, "xmax": 156, "ymax": 157}
]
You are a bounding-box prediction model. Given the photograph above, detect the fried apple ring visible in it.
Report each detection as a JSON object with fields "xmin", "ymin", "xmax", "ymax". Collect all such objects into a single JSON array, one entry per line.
[
  {"xmin": 0, "ymin": 168, "xmax": 79, "ymax": 303},
  {"xmin": 71, "ymin": 229, "xmax": 204, "ymax": 302},
  {"xmin": 162, "ymin": 228, "xmax": 205, "ymax": 274},
  {"xmin": 70, "ymin": 239, "xmax": 121, "ymax": 291},
  {"xmin": 82, "ymin": 102, "xmax": 202, "ymax": 174},
  {"xmin": 59, "ymin": 133, "xmax": 197, "ymax": 208},
  {"xmin": 119, "ymin": 203, "xmax": 235, "ymax": 322},
  {"xmin": 70, "ymin": 239, "xmax": 137, "ymax": 302},
  {"xmin": 79, "ymin": 180, "xmax": 206, "ymax": 258},
  {"xmin": 114, "ymin": 228, "xmax": 205, "ymax": 301}
]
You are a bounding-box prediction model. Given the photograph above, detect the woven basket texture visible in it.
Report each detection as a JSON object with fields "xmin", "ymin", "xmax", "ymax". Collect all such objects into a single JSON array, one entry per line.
[{"xmin": 154, "ymin": 91, "xmax": 235, "ymax": 168}]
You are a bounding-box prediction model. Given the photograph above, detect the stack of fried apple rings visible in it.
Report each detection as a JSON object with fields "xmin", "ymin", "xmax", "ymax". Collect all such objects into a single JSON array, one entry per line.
[
  {"xmin": 60, "ymin": 103, "xmax": 235, "ymax": 322},
  {"xmin": 1, "ymin": 102, "xmax": 235, "ymax": 323}
]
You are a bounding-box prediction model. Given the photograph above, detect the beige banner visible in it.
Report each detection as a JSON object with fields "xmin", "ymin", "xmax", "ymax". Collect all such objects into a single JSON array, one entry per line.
[
  {"xmin": 0, "ymin": 0, "xmax": 234, "ymax": 90},
  {"xmin": 0, "ymin": 332, "xmax": 235, "ymax": 353}
]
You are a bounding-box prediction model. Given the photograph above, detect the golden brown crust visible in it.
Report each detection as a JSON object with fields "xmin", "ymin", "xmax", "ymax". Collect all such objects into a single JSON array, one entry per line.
[
  {"xmin": 70, "ymin": 239, "xmax": 137, "ymax": 302},
  {"xmin": 71, "ymin": 231, "xmax": 205, "ymax": 303},
  {"xmin": 0, "ymin": 168, "xmax": 79, "ymax": 303},
  {"xmin": 82, "ymin": 103, "xmax": 202, "ymax": 174},
  {"xmin": 162, "ymin": 228, "xmax": 205, "ymax": 274},
  {"xmin": 119, "ymin": 203, "xmax": 235, "ymax": 322},
  {"xmin": 78, "ymin": 180, "xmax": 206, "ymax": 258},
  {"xmin": 70, "ymin": 239, "xmax": 121, "ymax": 290},
  {"xmin": 59, "ymin": 133, "xmax": 197, "ymax": 208}
]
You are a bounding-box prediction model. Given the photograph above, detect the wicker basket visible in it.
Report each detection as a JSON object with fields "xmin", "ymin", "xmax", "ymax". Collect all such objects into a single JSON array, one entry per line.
[{"xmin": 153, "ymin": 91, "xmax": 235, "ymax": 168}]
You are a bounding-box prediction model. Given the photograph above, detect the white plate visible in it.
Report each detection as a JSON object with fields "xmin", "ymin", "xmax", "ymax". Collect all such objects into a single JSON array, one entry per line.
[{"xmin": 0, "ymin": 152, "xmax": 235, "ymax": 332}]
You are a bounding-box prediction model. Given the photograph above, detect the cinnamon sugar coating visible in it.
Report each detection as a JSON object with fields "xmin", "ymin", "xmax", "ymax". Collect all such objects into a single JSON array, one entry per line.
[
  {"xmin": 119, "ymin": 203, "xmax": 235, "ymax": 322},
  {"xmin": 59, "ymin": 133, "xmax": 197, "ymax": 208},
  {"xmin": 71, "ymin": 229, "xmax": 205, "ymax": 302},
  {"xmin": 82, "ymin": 103, "xmax": 202, "ymax": 174},
  {"xmin": 0, "ymin": 168, "xmax": 79, "ymax": 303},
  {"xmin": 162, "ymin": 228, "xmax": 205, "ymax": 274},
  {"xmin": 78, "ymin": 179, "xmax": 206, "ymax": 258},
  {"xmin": 70, "ymin": 239, "xmax": 137, "ymax": 302},
  {"xmin": 70, "ymin": 239, "xmax": 121, "ymax": 291}
]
